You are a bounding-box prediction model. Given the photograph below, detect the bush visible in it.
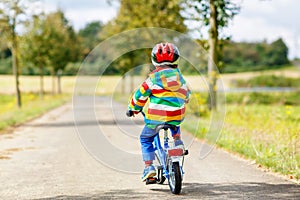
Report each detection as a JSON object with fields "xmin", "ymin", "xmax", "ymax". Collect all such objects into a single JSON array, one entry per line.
[
  {"xmin": 0, "ymin": 58, "xmax": 12, "ymax": 74},
  {"xmin": 235, "ymin": 75, "xmax": 300, "ymax": 87},
  {"xmin": 186, "ymin": 93, "xmax": 210, "ymax": 117},
  {"xmin": 226, "ymin": 92, "xmax": 300, "ymax": 105}
]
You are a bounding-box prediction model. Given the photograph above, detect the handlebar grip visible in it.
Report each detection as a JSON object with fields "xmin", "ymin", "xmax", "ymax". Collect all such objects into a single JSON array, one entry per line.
[{"xmin": 126, "ymin": 110, "xmax": 134, "ymax": 117}]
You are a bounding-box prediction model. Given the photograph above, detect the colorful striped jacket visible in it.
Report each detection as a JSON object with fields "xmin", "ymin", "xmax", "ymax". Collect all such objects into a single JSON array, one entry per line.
[{"xmin": 128, "ymin": 67, "xmax": 191, "ymax": 129}]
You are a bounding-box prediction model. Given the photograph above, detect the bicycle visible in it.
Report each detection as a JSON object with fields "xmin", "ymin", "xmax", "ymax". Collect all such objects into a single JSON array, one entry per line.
[{"xmin": 126, "ymin": 110, "xmax": 188, "ymax": 194}]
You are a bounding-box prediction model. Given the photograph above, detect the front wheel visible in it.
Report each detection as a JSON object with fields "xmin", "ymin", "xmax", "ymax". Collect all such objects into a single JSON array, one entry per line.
[{"xmin": 168, "ymin": 161, "xmax": 182, "ymax": 194}]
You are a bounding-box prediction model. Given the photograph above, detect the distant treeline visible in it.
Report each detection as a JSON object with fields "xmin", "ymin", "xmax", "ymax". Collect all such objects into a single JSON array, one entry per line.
[
  {"xmin": 0, "ymin": 23, "xmax": 290, "ymax": 76},
  {"xmin": 221, "ymin": 38, "xmax": 290, "ymax": 73}
]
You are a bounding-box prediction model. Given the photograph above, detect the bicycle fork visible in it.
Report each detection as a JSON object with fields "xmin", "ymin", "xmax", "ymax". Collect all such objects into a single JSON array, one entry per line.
[
  {"xmin": 154, "ymin": 133, "xmax": 170, "ymax": 179},
  {"xmin": 154, "ymin": 130, "xmax": 185, "ymax": 180}
]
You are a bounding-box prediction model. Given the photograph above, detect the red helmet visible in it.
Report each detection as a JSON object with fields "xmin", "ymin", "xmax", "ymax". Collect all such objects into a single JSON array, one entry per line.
[{"xmin": 151, "ymin": 43, "xmax": 180, "ymax": 66}]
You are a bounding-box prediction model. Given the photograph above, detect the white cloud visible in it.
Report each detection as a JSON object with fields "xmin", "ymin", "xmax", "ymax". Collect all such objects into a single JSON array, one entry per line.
[
  {"xmin": 229, "ymin": 16, "xmax": 289, "ymax": 42},
  {"xmin": 64, "ymin": 8, "xmax": 117, "ymax": 30},
  {"xmin": 227, "ymin": 0, "xmax": 300, "ymax": 58},
  {"xmin": 40, "ymin": 0, "xmax": 300, "ymax": 58},
  {"xmin": 42, "ymin": 0, "xmax": 118, "ymax": 30}
]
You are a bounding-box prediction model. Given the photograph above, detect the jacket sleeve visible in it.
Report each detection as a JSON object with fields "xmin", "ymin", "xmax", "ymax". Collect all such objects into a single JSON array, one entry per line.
[{"xmin": 128, "ymin": 78, "xmax": 152, "ymax": 112}]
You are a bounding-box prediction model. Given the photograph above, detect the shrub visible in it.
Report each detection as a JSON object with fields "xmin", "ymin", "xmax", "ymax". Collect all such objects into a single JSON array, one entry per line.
[
  {"xmin": 186, "ymin": 93, "xmax": 210, "ymax": 117},
  {"xmin": 226, "ymin": 92, "xmax": 300, "ymax": 105},
  {"xmin": 235, "ymin": 75, "xmax": 300, "ymax": 87}
]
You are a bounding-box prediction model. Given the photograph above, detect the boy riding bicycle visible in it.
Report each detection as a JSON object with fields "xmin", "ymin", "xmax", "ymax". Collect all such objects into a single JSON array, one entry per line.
[{"xmin": 127, "ymin": 42, "xmax": 191, "ymax": 181}]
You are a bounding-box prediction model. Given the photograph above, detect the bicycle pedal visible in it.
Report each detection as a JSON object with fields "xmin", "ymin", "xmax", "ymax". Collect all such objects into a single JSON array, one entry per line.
[
  {"xmin": 146, "ymin": 177, "xmax": 157, "ymax": 185},
  {"xmin": 184, "ymin": 149, "xmax": 189, "ymax": 155}
]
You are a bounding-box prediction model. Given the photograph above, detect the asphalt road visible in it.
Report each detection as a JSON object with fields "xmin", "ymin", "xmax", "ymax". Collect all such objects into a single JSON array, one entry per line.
[{"xmin": 0, "ymin": 96, "xmax": 299, "ymax": 200}]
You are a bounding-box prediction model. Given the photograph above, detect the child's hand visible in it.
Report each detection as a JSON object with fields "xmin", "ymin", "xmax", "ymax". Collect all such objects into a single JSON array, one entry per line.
[
  {"xmin": 126, "ymin": 110, "xmax": 140, "ymax": 117},
  {"xmin": 126, "ymin": 110, "xmax": 134, "ymax": 117}
]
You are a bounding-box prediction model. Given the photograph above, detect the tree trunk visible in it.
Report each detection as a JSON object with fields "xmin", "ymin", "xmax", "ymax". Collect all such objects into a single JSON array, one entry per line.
[
  {"xmin": 130, "ymin": 70, "xmax": 134, "ymax": 93},
  {"xmin": 130, "ymin": 57, "xmax": 134, "ymax": 93},
  {"xmin": 208, "ymin": 0, "xmax": 218, "ymax": 110},
  {"xmin": 52, "ymin": 70, "xmax": 56, "ymax": 95},
  {"xmin": 57, "ymin": 69, "xmax": 62, "ymax": 94},
  {"xmin": 39, "ymin": 65, "xmax": 44, "ymax": 99},
  {"xmin": 12, "ymin": 18, "xmax": 21, "ymax": 108},
  {"xmin": 57, "ymin": 75, "xmax": 61, "ymax": 94},
  {"xmin": 121, "ymin": 75, "xmax": 126, "ymax": 94}
]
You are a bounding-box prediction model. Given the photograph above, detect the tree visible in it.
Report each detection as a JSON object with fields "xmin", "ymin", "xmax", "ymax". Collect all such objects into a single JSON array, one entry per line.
[
  {"xmin": 221, "ymin": 38, "xmax": 290, "ymax": 72},
  {"xmin": 266, "ymin": 38, "xmax": 289, "ymax": 66},
  {"xmin": 45, "ymin": 10, "xmax": 81, "ymax": 94},
  {"xmin": 184, "ymin": 0, "xmax": 240, "ymax": 109},
  {"xmin": 101, "ymin": 0, "xmax": 187, "ymax": 93},
  {"xmin": 0, "ymin": 0, "xmax": 34, "ymax": 107},
  {"xmin": 102, "ymin": 0, "xmax": 186, "ymax": 38},
  {"xmin": 20, "ymin": 14, "xmax": 48, "ymax": 99},
  {"xmin": 0, "ymin": 33, "xmax": 11, "ymax": 59},
  {"xmin": 78, "ymin": 21, "xmax": 103, "ymax": 57}
]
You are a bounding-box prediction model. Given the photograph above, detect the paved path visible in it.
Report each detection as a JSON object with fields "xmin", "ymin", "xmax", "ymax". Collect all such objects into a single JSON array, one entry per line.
[{"xmin": 0, "ymin": 96, "xmax": 299, "ymax": 199}]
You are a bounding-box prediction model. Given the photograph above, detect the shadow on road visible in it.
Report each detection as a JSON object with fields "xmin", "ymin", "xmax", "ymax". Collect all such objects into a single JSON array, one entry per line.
[
  {"xmin": 35, "ymin": 182, "xmax": 300, "ymax": 200},
  {"xmin": 24, "ymin": 119, "xmax": 144, "ymax": 128},
  {"xmin": 182, "ymin": 182, "xmax": 300, "ymax": 199}
]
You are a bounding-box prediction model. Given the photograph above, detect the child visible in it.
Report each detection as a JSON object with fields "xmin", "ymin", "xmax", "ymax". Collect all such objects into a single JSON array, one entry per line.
[{"xmin": 127, "ymin": 42, "xmax": 190, "ymax": 182}]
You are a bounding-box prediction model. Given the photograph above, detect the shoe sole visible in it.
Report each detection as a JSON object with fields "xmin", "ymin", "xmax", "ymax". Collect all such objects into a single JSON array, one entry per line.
[{"xmin": 142, "ymin": 171, "xmax": 156, "ymax": 182}]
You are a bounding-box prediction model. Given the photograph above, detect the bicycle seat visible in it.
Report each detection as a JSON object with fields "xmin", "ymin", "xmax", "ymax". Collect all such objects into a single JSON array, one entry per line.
[{"xmin": 155, "ymin": 124, "xmax": 177, "ymax": 133}]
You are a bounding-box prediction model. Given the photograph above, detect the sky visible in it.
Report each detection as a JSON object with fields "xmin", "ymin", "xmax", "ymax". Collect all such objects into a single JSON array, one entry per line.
[{"xmin": 42, "ymin": 0, "xmax": 300, "ymax": 59}]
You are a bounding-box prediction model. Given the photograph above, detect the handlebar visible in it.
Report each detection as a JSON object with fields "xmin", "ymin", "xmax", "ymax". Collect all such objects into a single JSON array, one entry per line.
[
  {"xmin": 126, "ymin": 110, "xmax": 145, "ymax": 117},
  {"xmin": 126, "ymin": 110, "xmax": 134, "ymax": 117}
]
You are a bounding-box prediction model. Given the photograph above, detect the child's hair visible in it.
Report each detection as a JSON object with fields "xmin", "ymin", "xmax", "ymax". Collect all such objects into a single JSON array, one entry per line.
[{"xmin": 156, "ymin": 64, "xmax": 178, "ymax": 69}]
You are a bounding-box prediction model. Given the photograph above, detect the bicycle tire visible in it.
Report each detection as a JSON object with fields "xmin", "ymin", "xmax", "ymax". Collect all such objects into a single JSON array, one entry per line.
[{"xmin": 168, "ymin": 161, "xmax": 182, "ymax": 194}]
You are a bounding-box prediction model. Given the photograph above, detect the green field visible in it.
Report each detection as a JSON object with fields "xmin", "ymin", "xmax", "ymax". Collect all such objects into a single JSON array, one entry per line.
[
  {"xmin": 1, "ymin": 66, "xmax": 299, "ymax": 94},
  {"xmin": 0, "ymin": 75, "xmax": 140, "ymax": 95},
  {"xmin": 183, "ymin": 93, "xmax": 300, "ymax": 181}
]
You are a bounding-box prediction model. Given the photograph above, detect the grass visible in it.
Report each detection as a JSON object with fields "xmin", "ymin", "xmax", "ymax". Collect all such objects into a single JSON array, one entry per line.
[
  {"xmin": 234, "ymin": 75, "xmax": 300, "ymax": 87},
  {"xmin": 222, "ymin": 64, "xmax": 296, "ymax": 74},
  {"xmin": 224, "ymin": 105, "xmax": 300, "ymax": 180},
  {"xmin": 220, "ymin": 65, "xmax": 300, "ymax": 88},
  {"xmin": 0, "ymin": 93, "xmax": 70, "ymax": 132},
  {"xmin": 226, "ymin": 92, "xmax": 300, "ymax": 105},
  {"xmin": 183, "ymin": 101, "xmax": 300, "ymax": 181},
  {"xmin": 0, "ymin": 75, "xmax": 143, "ymax": 95},
  {"xmin": 1, "ymin": 68, "xmax": 300, "ymax": 95}
]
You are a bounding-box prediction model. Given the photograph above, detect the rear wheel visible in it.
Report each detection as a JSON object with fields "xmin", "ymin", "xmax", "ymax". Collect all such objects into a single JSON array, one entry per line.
[{"xmin": 168, "ymin": 161, "xmax": 182, "ymax": 194}]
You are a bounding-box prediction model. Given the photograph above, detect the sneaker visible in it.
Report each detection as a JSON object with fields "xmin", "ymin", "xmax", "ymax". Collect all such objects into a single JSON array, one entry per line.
[{"xmin": 141, "ymin": 165, "xmax": 156, "ymax": 182}]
